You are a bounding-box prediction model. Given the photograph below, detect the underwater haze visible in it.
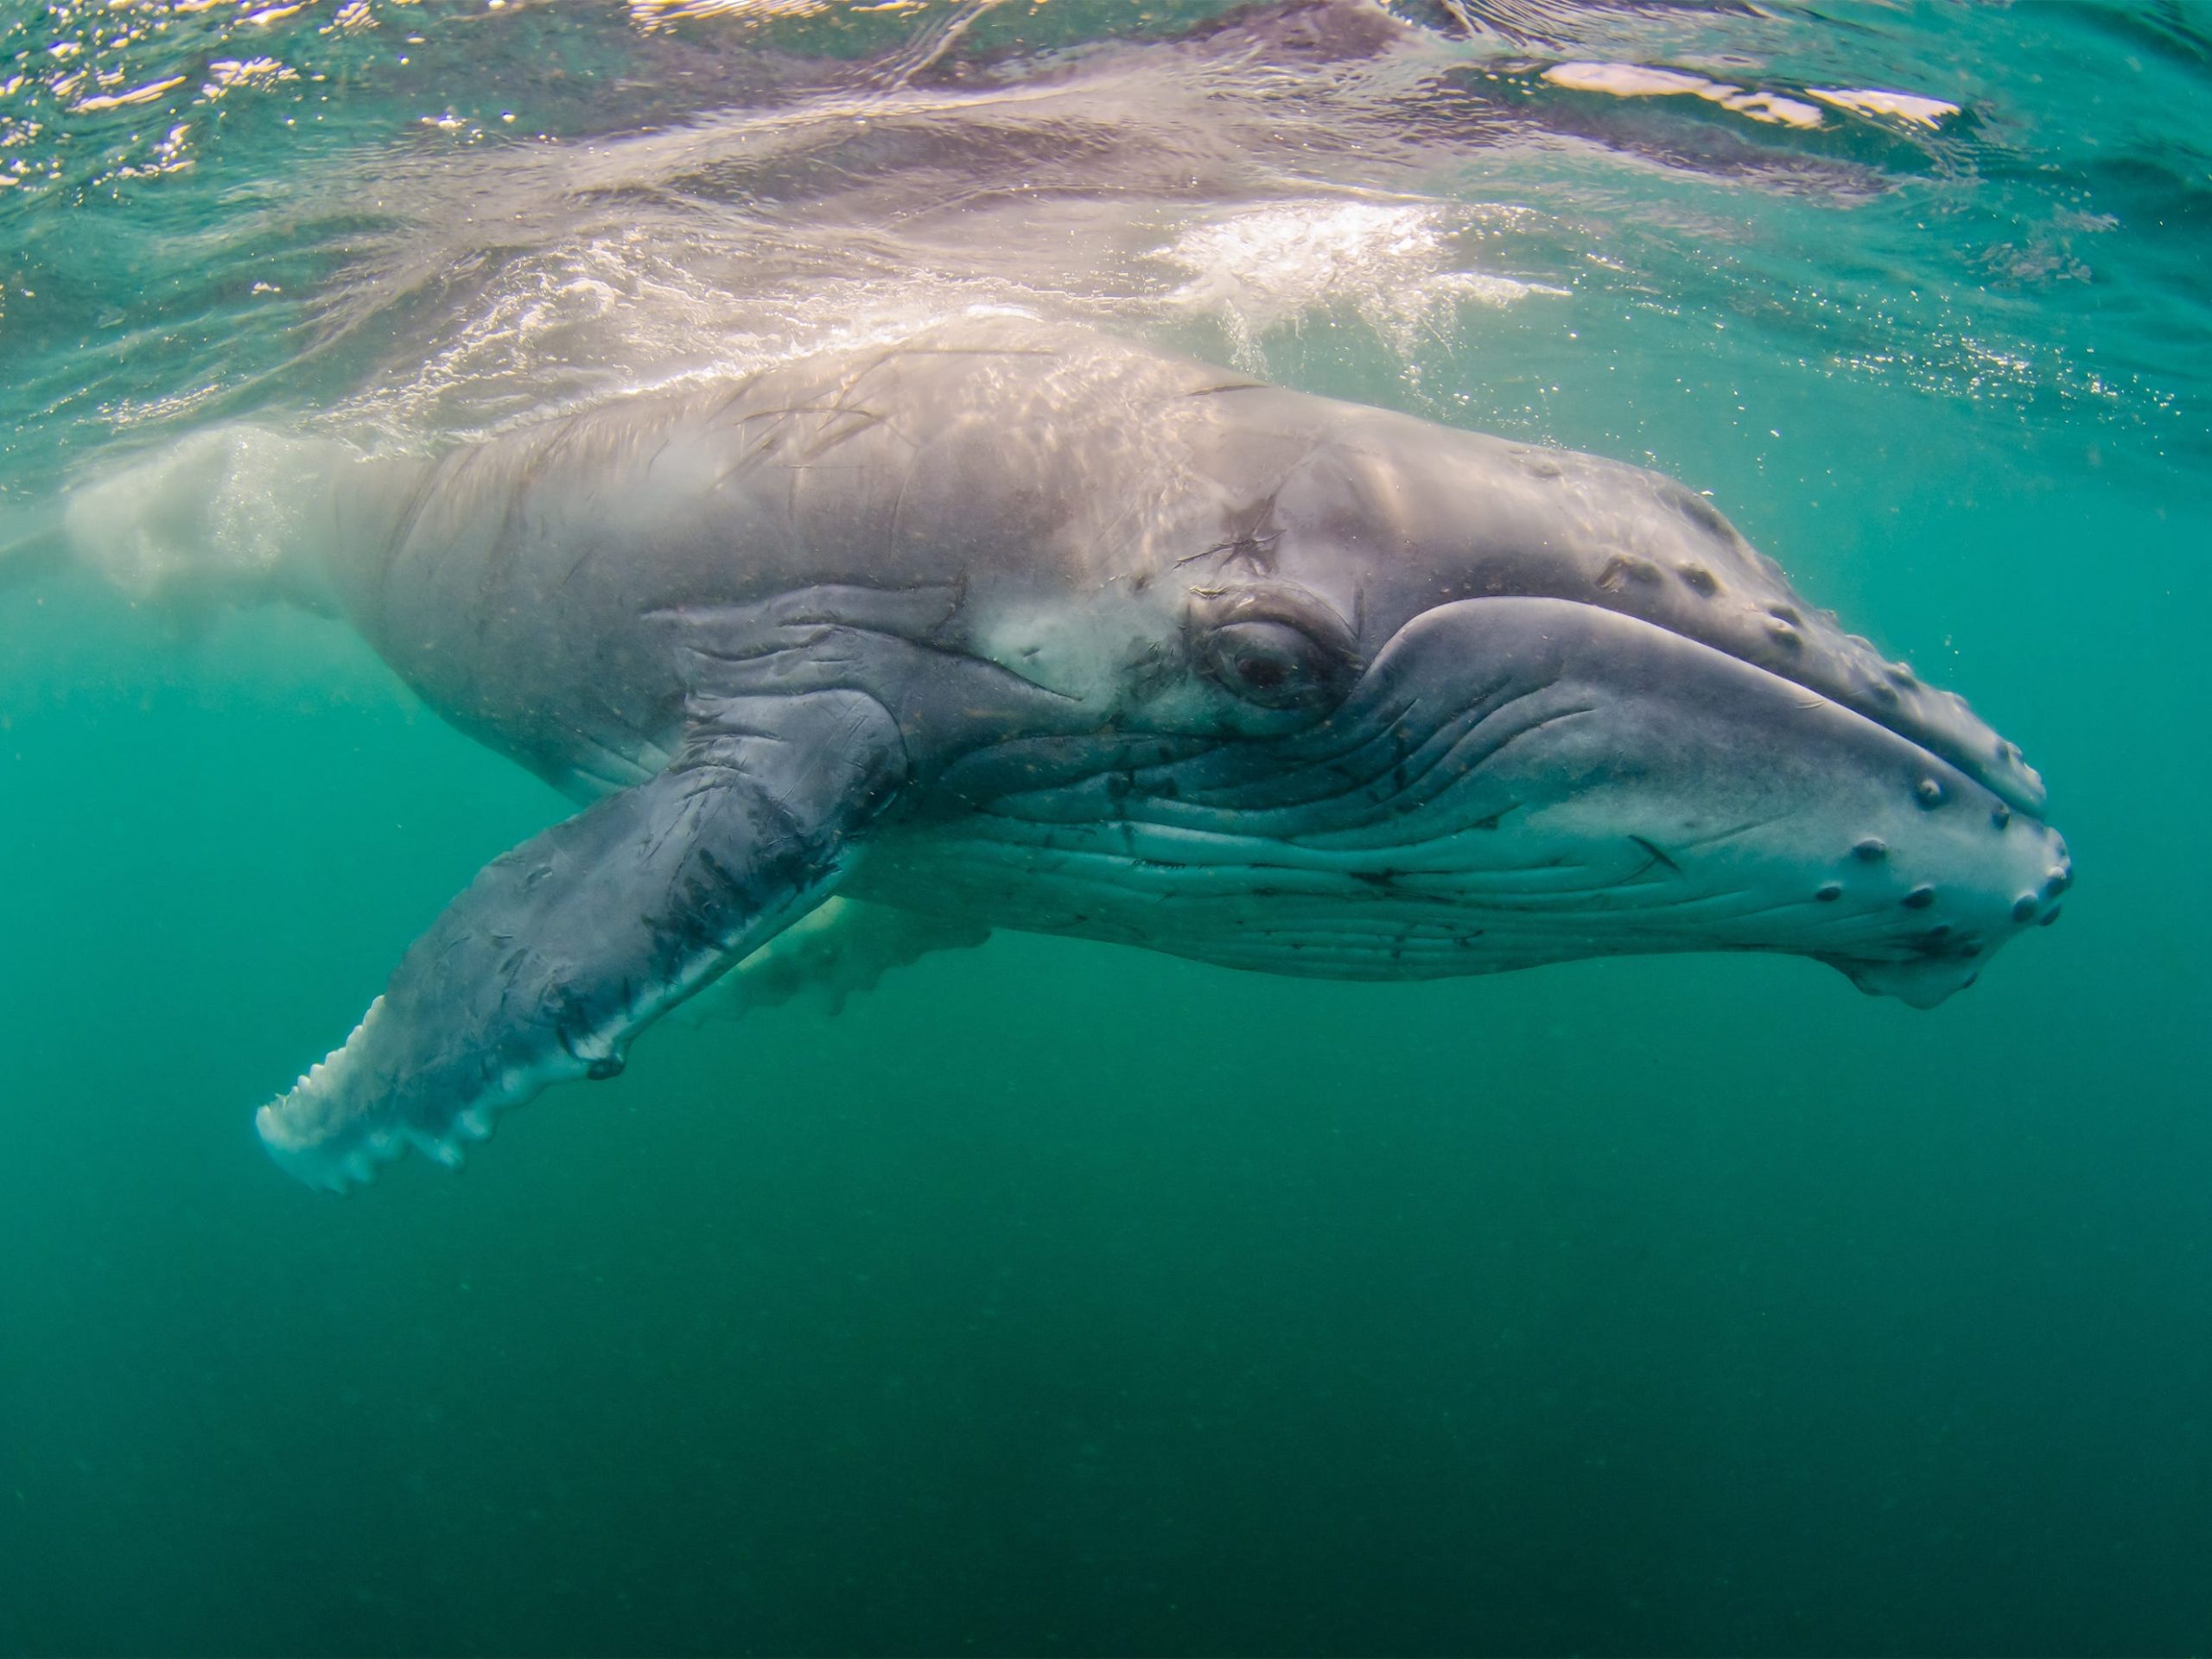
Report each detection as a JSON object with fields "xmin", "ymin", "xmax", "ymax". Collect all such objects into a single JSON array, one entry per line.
[{"xmin": 2, "ymin": 1, "xmax": 2209, "ymax": 1654}]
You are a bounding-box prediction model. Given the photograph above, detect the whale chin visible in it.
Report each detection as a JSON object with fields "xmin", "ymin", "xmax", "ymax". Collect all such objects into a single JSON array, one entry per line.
[{"xmin": 1822, "ymin": 952, "xmax": 1992, "ymax": 1010}]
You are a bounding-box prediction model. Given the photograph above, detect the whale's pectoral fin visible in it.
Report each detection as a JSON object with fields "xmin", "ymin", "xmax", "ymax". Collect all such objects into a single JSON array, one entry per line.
[
  {"xmin": 675, "ymin": 897, "xmax": 991, "ymax": 1026},
  {"xmin": 256, "ymin": 689, "xmax": 906, "ymax": 1191}
]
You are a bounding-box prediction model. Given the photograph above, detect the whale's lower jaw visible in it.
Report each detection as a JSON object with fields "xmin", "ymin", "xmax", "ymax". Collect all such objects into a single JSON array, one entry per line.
[
  {"xmin": 849, "ymin": 823, "xmax": 1986, "ymax": 999},
  {"xmin": 852, "ymin": 772, "xmax": 2063, "ymax": 1004}
]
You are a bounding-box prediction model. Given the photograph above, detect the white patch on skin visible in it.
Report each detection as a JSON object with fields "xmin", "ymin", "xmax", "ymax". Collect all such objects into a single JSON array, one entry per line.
[{"xmin": 973, "ymin": 586, "xmax": 1182, "ymax": 712}]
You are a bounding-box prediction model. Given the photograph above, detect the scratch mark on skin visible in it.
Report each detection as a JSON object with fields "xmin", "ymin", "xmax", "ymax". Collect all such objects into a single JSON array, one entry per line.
[
  {"xmin": 1675, "ymin": 815, "xmax": 1781, "ymax": 852},
  {"xmin": 1627, "ymin": 835, "xmax": 1683, "ymax": 879}
]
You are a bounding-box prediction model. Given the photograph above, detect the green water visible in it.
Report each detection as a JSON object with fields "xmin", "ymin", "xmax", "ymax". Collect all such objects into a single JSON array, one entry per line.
[{"xmin": 2, "ymin": 3, "xmax": 2209, "ymax": 1654}]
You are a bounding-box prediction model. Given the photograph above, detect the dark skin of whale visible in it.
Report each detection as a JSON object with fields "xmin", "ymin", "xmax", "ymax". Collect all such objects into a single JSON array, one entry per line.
[{"xmin": 63, "ymin": 319, "xmax": 2063, "ymax": 1188}]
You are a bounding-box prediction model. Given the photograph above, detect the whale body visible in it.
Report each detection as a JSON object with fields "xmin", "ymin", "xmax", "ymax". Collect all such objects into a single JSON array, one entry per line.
[{"xmin": 63, "ymin": 318, "xmax": 2069, "ymax": 1190}]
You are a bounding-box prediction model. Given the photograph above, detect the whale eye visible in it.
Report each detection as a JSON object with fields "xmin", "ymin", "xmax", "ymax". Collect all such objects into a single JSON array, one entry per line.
[
  {"xmin": 1211, "ymin": 620, "xmax": 1332, "ymax": 706},
  {"xmin": 1192, "ymin": 592, "xmax": 1358, "ymax": 714}
]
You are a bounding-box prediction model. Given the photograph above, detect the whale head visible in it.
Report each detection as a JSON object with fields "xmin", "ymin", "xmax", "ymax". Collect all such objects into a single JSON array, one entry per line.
[{"xmin": 899, "ymin": 380, "xmax": 2069, "ymax": 1007}]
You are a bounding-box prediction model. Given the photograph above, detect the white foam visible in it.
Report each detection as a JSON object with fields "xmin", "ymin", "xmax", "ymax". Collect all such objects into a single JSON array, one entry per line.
[
  {"xmin": 1543, "ymin": 60, "xmax": 1825, "ymax": 130},
  {"xmin": 62, "ymin": 424, "xmax": 348, "ymax": 607},
  {"xmin": 1155, "ymin": 199, "xmax": 1562, "ymax": 369},
  {"xmin": 1807, "ymin": 87, "xmax": 1960, "ymax": 130}
]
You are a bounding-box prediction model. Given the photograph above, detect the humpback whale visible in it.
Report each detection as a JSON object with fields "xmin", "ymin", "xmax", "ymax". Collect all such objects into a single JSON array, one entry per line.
[{"xmin": 59, "ymin": 315, "xmax": 2069, "ymax": 1191}]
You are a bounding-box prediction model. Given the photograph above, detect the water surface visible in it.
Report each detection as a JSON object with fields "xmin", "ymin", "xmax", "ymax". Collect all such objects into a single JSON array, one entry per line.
[{"xmin": 2, "ymin": 3, "xmax": 2208, "ymax": 1653}]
